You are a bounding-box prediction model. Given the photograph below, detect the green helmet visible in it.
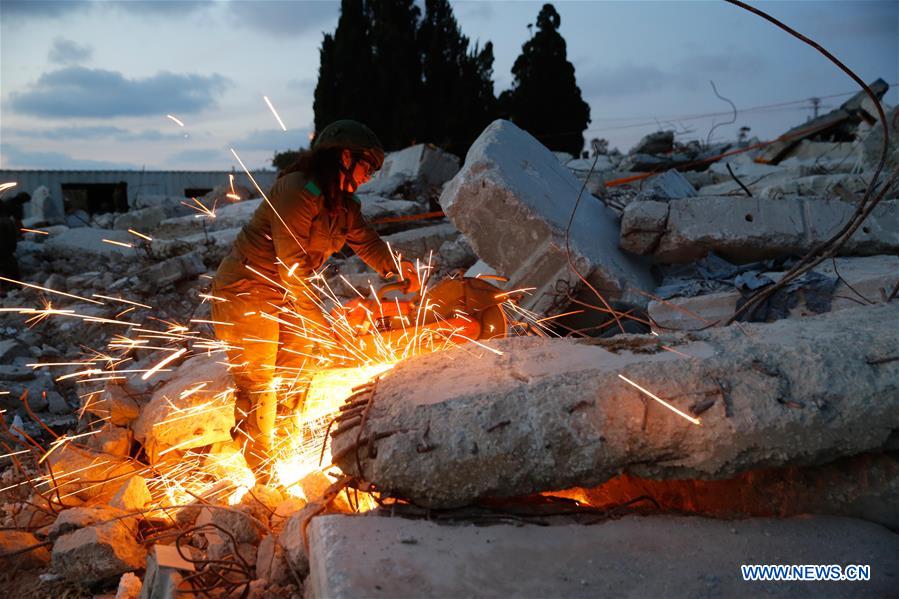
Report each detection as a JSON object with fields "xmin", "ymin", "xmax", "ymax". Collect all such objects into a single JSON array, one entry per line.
[{"xmin": 313, "ymin": 119, "xmax": 385, "ymax": 169}]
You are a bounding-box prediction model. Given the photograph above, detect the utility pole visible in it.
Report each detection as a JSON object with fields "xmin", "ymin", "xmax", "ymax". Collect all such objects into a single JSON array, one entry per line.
[{"xmin": 810, "ymin": 97, "xmax": 821, "ymax": 119}]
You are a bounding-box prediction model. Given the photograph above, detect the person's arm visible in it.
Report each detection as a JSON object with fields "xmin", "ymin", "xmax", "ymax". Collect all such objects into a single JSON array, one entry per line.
[
  {"xmin": 345, "ymin": 198, "xmax": 399, "ymax": 278},
  {"xmin": 270, "ymin": 176, "xmax": 318, "ymax": 300}
]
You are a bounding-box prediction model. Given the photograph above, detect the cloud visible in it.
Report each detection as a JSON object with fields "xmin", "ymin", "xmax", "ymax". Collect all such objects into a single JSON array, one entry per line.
[
  {"xmin": 0, "ymin": 143, "xmax": 139, "ymax": 169},
  {"xmin": 165, "ymin": 148, "xmax": 229, "ymax": 167},
  {"xmin": 584, "ymin": 51, "xmax": 767, "ymax": 98},
  {"xmin": 812, "ymin": 2, "xmax": 897, "ymax": 38},
  {"xmin": 109, "ymin": 0, "xmax": 210, "ymax": 16},
  {"xmin": 225, "ymin": 0, "xmax": 338, "ymax": 36},
  {"xmin": 452, "ymin": 1, "xmax": 494, "ymax": 23},
  {"xmin": 0, "ymin": 0, "xmax": 91, "ymax": 20},
  {"xmin": 230, "ymin": 128, "xmax": 309, "ymax": 152},
  {"xmin": 9, "ymin": 67, "xmax": 231, "ymax": 118},
  {"xmin": 0, "ymin": 0, "xmax": 209, "ymax": 21},
  {"xmin": 582, "ymin": 64, "xmax": 675, "ymax": 98},
  {"xmin": 4, "ymin": 125, "xmax": 185, "ymax": 142},
  {"xmin": 48, "ymin": 37, "xmax": 94, "ymax": 65}
]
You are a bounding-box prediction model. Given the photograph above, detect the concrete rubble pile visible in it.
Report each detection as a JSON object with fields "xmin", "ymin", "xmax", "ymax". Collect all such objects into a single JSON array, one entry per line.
[
  {"xmin": 0, "ymin": 144, "xmax": 480, "ymax": 597},
  {"xmin": 317, "ymin": 95, "xmax": 897, "ymax": 593},
  {"xmin": 2, "ymin": 83, "xmax": 898, "ymax": 596}
]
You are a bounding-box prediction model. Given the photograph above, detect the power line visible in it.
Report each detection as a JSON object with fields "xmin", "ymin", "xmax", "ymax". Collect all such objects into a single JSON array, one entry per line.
[{"xmin": 570, "ymin": 82, "xmax": 897, "ymax": 137}]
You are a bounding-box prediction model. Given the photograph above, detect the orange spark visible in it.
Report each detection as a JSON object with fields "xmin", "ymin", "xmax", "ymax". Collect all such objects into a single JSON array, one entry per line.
[
  {"xmin": 141, "ymin": 348, "xmax": 187, "ymax": 381},
  {"xmin": 617, "ymin": 374, "xmax": 702, "ymax": 425}
]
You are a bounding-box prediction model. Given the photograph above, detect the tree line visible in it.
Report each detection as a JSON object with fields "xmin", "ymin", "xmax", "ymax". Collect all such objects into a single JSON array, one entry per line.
[{"xmin": 275, "ymin": 1, "xmax": 590, "ymax": 169}]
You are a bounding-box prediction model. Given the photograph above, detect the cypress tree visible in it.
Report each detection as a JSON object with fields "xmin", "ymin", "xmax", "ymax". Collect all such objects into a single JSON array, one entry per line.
[
  {"xmin": 313, "ymin": 0, "xmax": 496, "ymax": 154},
  {"xmin": 313, "ymin": 0, "xmax": 373, "ymax": 133},
  {"xmin": 418, "ymin": 0, "xmax": 497, "ymax": 156},
  {"xmin": 367, "ymin": 0, "xmax": 422, "ymax": 149},
  {"xmin": 499, "ymin": 3, "xmax": 590, "ymax": 155}
]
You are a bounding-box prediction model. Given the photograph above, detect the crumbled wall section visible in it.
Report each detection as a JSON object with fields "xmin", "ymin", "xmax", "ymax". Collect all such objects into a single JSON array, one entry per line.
[
  {"xmin": 620, "ymin": 196, "xmax": 899, "ymax": 264},
  {"xmin": 332, "ymin": 304, "xmax": 899, "ymax": 508}
]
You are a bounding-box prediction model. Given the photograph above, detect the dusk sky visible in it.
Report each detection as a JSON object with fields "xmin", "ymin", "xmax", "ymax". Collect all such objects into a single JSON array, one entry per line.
[{"xmin": 1, "ymin": 0, "xmax": 896, "ymax": 171}]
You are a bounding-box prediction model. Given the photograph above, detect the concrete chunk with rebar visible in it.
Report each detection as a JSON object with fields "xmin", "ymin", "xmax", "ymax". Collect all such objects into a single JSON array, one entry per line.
[{"xmin": 331, "ymin": 303, "xmax": 899, "ymax": 508}]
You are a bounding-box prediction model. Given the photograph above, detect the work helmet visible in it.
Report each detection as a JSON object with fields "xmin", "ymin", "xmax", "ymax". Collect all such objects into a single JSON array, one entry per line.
[{"xmin": 313, "ymin": 119, "xmax": 385, "ymax": 170}]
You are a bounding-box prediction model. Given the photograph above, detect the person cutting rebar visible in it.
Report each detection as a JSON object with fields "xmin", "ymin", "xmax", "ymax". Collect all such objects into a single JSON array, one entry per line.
[{"xmin": 211, "ymin": 120, "xmax": 420, "ymax": 472}]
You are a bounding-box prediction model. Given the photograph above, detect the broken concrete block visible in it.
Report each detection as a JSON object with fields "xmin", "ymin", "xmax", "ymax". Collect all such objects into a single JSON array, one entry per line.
[
  {"xmin": 380, "ymin": 222, "xmax": 458, "ymax": 259},
  {"xmin": 0, "ymin": 364, "xmax": 35, "ymax": 381},
  {"xmin": 708, "ymin": 152, "xmax": 785, "ymax": 179},
  {"xmin": 648, "ymin": 255, "xmax": 899, "ymax": 330},
  {"xmin": 256, "ymin": 534, "xmax": 293, "ymax": 587},
  {"xmin": 133, "ymin": 353, "xmax": 235, "ymax": 463},
  {"xmin": 631, "ymin": 130, "xmax": 674, "ymax": 155},
  {"xmin": 757, "ymin": 173, "xmax": 870, "ymax": 200},
  {"xmin": 238, "ymin": 484, "xmax": 284, "ymax": 528},
  {"xmin": 619, "ymin": 152, "xmax": 693, "ymax": 173},
  {"xmin": 48, "ymin": 506, "xmax": 131, "ymax": 541},
  {"xmin": 359, "ymin": 144, "xmax": 460, "ymax": 200},
  {"xmin": 306, "ymin": 514, "xmax": 899, "ymax": 598},
  {"xmin": 437, "ymin": 235, "xmax": 477, "ymax": 270},
  {"xmin": 0, "ymin": 530, "xmax": 51, "ymax": 569},
  {"xmin": 47, "ymin": 390, "xmax": 70, "ymax": 414},
  {"xmin": 138, "ymin": 544, "xmax": 196, "ymax": 599},
  {"xmin": 114, "ymin": 207, "xmax": 167, "ymax": 232},
  {"xmin": 271, "ymin": 497, "xmax": 306, "ymax": 534},
  {"xmin": 357, "ymin": 194, "xmax": 420, "ymax": 223},
  {"xmin": 44, "ymin": 227, "xmax": 136, "ymax": 257},
  {"xmin": 758, "ymin": 110, "xmax": 850, "ymax": 164},
  {"xmin": 332, "ymin": 304, "xmax": 899, "ymax": 508},
  {"xmin": 195, "ymin": 507, "xmax": 262, "ymax": 545},
  {"xmin": 278, "ymin": 502, "xmax": 335, "ymax": 578},
  {"xmin": 110, "ymin": 476, "xmax": 152, "ymax": 512},
  {"xmin": 84, "ymin": 383, "xmax": 141, "ymax": 426},
  {"xmin": 634, "ymin": 169, "xmax": 697, "ymax": 201},
  {"xmin": 203, "ymin": 182, "xmax": 254, "ymax": 203},
  {"xmin": 46, "ymin": 445, "xmax": 139, "ymax": 501},
  {"xmin": 115, "ymin": 572, "xmax": 142, "ymax": 599},
  {"xmin": 157, "ymin": 198, "xmax": 261, "ymax": 240},
  {"xmin": 88, "ymin": 424, "xmax": 133, "ymax": 457},
  {"xmin": 0, "ymin": 338, "xmax": 30, "ymax": 362},
  {"xmin": 65, "ymin": 208, "xmax": 89, "ymax": 227},
  {"xmin": 620, "ymin": 196, "xmax": 899, "ymax": 264},
  {"xmin": 617, "ymin": 200, "xmax": 670, "ymax": 255},
  {"xmin": 860, "ymin": 104, "xmax": 899, "ymax": 172},
  {"xmin": 138, "ymin": 251, "xmax": 206, "ymax": 289},
  {"xmin": 52, "ymin": 520, "xmax": 146, "ymax": 583},
  {"xmin": 441, "ymin": 120, "xmax": 655, "ymax": 314}
]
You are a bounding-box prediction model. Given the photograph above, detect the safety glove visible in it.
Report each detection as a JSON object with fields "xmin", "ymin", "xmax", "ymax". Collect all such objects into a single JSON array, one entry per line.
[{"xmin": 399, "ymin": 260, "xmax": 421, "ymax": 294}]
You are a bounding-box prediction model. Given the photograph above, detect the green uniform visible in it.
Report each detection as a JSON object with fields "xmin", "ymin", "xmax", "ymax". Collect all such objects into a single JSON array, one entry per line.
[{"xmin": 211, "ymin": 171, "xmax": 395, "ymax": 455}]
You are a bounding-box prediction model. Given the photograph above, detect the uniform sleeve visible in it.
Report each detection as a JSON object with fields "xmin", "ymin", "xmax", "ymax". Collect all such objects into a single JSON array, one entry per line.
[
  {"xmin": 269, "ymin": 175, "xmax": 317, "ymax": 299},
  {"xmin": 345, "ymin": 199, "xmax": 398, "ymax": 278}
]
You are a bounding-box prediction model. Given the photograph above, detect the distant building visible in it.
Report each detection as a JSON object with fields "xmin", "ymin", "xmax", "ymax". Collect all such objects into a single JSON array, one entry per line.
[{"xmin": 0, "ymin": 169, "xmax": 277, "ymax": 215}]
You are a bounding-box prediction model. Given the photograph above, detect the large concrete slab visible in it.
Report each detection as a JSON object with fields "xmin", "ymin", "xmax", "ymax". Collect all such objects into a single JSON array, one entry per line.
[
  {"xmin": 359, "ymin": 143, "xmax": 460, "ymax": 200},
  {"xmin": 44, "ymin": 227, "xmax": 136, "ymax": 257},
  {"xmin": 307, "ymin": 514, "xmax": 899, "ymax": 598},
  {"xmin": 440, "ymin": 119, "xmax": 655, "ymax": 314},
  {"xmin": 332, "ymin": 304, "xmax": 899, "ymax": 508},
  {"xmin": 620, "ymin": 196, "xmax": 899, "ymax": 264},
  {"xmin": 649, "ymin": 255, "xmax": 899, "ymax": 330}
]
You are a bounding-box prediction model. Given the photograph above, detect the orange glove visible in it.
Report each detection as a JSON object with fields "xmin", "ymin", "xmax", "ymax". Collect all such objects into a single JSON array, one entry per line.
[{"xmin": 400, "ymin": 260, "xmax": 421, "ymax": 294}]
